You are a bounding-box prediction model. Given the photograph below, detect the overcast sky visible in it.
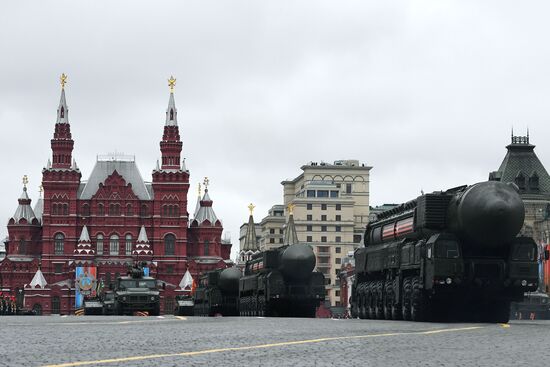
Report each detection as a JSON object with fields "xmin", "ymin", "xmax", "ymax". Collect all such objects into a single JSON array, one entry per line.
[{"xmin": 1, "ymin": 1, "xmax": 550, "ymax": 259}]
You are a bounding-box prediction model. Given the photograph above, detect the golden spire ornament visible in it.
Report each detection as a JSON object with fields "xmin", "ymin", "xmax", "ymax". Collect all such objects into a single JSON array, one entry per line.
[
  {"xmin": 248, "ymin": 203, "xmax": 255, "ymax": 216},
  {"xmin": 22, "ymin": 175, "xmax": 29, "ymax": 188},
  {"xmin": 60, "ymin": 73, "xmax": 67, "ymax": 89},
  {"xmin": 287, "ymin": 203, "xmax": 295, "ymax": 215},
  {"xmin": 203, "ymin": 177, "xmax": 210, "ymax": 189},
  {"xmin": 198, "ymin": 183, "xmax": 202, "ymax": 197},
  {"xmin": 168, "ymin": 75, "xmax": 176, "ymax": 93}
]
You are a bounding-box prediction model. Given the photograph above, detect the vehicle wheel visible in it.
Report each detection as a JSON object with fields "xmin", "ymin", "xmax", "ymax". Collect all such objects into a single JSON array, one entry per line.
[
  {"xmin": 410, "ymin": 277, "xmax": 427, "ymax": 321},
  {"xmin": 384, "ymin": 280, "xmax": 393, "ymax": 320},
  {"xmin": 486, "ymin": 301, "xmax": 511, "ymax": 323},
  {"xmin": 375, "ymin": 281, "xmax": 384, "ymax": 319},
  {"xmin": 402, "ymin": 277, "xmax": 412, "ymax": 321},
  {"xmin": 391, "ymin": 278, "xmax": 402, "ymax": 320}
]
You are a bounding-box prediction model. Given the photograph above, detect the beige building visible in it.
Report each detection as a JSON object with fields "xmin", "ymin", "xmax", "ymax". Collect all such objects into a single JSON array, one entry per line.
[
  {"xmin": 259, "ymin": 205, "xmax": 286, "ymax": 251},
  {"xmin": 280, "ymin": 160, "xmax": 371, "ymax": 308}
]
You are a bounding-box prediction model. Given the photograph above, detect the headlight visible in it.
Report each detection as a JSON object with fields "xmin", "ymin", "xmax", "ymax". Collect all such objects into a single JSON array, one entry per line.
[
  {"xmin": 521, "ymin": 280, "xmax": 527, "ymax": 286},
  {"xmin": 445, "ymin": 278, "xmax": 452, "ymax": 285},
  {"xmin": 150, "ymin": 296, "xmax": 155, "ymax": 301},
  {"xmin": 122, "ymin": 296, "xmax": 127, "ymax": 302}
]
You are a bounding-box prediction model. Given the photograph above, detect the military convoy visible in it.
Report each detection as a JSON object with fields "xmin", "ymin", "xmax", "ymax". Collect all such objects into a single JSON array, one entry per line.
[
  {"xmin": 351, "ymin": 181, "xmax": 540, "ymax": 323},
  {"xmin": 193, "ymin": 243, "xmax": 325, "ymax": 318},
  {"xmin": 79, "ymin": 181, "xmax": 544, "ymax": 322}
]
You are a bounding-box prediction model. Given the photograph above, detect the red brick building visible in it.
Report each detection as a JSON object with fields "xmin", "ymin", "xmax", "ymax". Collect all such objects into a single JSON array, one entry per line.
[{"xmin": 0, "ymin": 78, "xmax": 232, "ymax": 314}]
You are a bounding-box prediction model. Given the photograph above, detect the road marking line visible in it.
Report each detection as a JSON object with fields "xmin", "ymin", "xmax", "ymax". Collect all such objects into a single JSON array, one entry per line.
[
  {"xmin": 42, "ymin": 326, "xmax": 484, "ymax": 367},
  {"xmin": 500, "ymin": 323, "xmax": 510, "ymax": 328},
  {"xmin": 49, "ymin": 320, "xmax": 164, "ymax": 326},
  {"xmin": 175, "ymin": 316, "xmax": 187, "ymax": 320}
]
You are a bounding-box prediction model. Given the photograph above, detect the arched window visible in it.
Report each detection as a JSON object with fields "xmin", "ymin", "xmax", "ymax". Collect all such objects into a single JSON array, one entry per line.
[
  {"xmin": 82, "ymin": 204, "xmax": 90, "ymax": 217},
  {"xmin": 164, "ymin": 234, "xmax": 175, "ymax": 255},
  {"xmin": 141, "ymin": 204, "xmax": 148, "ymax": 217},
  {"xmin": 110, "ymin": 234, "xmax": 119, "ymax": 255},
  {"xmin": 96, "ymin": 234, "xmax": 104, "ymax": 255},
  {"xmin": 19, "ymin": 239, "xmax": 26, "ymax": 254},
  {"xmin": 529, "ymin": 172, "xmax": 540, "ymax": 191},
  {"xmin": 63, "ymin": 203, "xmax": 68, "ymax": 216},
  {"xmin": 125, "ymin": 234, "xmax": 132, "ymax": 256},
  {"xmin": 170, "ymin": 109, "xmax": 174, "ymax": 121},
  {"xmin": 515, "ymin": 172, "xmax": 526, "ymax": 190},
  {"xmin": 109, "ymin": 204, "xmax": 120, "ymax": 216},
  {"xmin": 126, "ymin": 204, "xmax": 133, "ymax": 216},
  {"xmin": 204, "ymin": 240, "xmax": 210, "ymax": 256},
  {"xmin": 54, "ymin": 233, "xmax": 64, "ymax": 255},
  {"xmin": 60, "ymin": 106, "xmax": 65, "ymax": 118},
  {"xmin": 98, "ymin": 204, "xmax": 104, "ymax": 216}
]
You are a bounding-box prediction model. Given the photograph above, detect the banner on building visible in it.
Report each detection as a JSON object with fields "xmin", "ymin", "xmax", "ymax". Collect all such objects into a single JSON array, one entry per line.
[{"xmin": 75, "ymin": 266, "xmax": 97, "ymax": 308}]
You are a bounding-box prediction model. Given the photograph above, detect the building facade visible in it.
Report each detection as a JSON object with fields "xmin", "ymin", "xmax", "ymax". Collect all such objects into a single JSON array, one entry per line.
[
  {"xmin": 0, "ymin": 77, "xmax": 232, "ymax": 314},
  {"xmin": 279, "ymin": 160, "xmax": 371, "ymax": 308}
]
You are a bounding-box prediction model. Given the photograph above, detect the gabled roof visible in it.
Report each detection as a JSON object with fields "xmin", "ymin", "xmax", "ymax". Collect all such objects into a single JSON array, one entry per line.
[
  {"xmin": 490, "ymin": 135, "xmax": 550, "ymax": 196},
  {"xmin": 79, "ymin": 159, "xmax": 152, "ymax": 200}
]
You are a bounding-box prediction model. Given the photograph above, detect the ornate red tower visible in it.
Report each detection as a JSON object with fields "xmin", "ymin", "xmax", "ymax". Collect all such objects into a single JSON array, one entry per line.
[
  {"xmin": 151, "ymin": 76, "xmax": 191, "ymax": 285},
  {"xmin": 40, "ymin": 75, "xmax": 82, "ymax": 280}
]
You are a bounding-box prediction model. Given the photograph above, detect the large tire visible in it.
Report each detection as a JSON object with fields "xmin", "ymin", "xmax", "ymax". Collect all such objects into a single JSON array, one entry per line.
[
  {"xmin": 402, "ymin": 277, "xmax": 412, "ymax": 321},
  {"xmin": 410, "ymin": 277, "xmax": 428, "ymax": 322},
  {"xmin": 486, "ymin": 301, "xmax": 511, "ymax": 323},
  {"xmin": 391, "ymin": 278, "xmax": 402, "ymax": 320},
  {"xmin": 359, "ymin": 290, "xmax": 367, "ymax": 319},
  {"xmin": 367, "ymin": 283, "xmax": 376, "ymax": 319},
  {"xmin": 384, "ymin": 280, "xmax": 393, "ymax": 320},
  {"xmin": 375, "ymin": 281, "xmax": 384, "ymax": 319}
]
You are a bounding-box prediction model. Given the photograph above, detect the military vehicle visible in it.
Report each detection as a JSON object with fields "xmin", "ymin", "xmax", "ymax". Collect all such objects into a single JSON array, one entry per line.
[
  {"xmin": 239, "ymin": 244, "xmax": 326, "ymax": 317},
  {"xmin": 351, "ymin": 181, "xmax": 540, "ymax": 323},
  {"xmin": 174, "ymin": 295, "xmax": 195, "ymax": 316},
  {"xmin": 102, "ymin": 291, "xmax": 115, "ymax": 315},
  {"xmin": 113, "ymin": 264, "xmax": 160, "ymax": 316},
  {"xmin": 194, "ymin": 267, "xmax": 241, "ymax": 316},
  {"xmin": 83, "ymin": 297, "xmax": 103, "ymax": 315}
]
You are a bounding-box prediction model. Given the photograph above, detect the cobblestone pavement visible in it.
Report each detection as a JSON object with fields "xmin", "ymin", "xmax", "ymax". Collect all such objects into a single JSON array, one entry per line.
[{"xmin": 0, "ymin": 316, "xmax": 548, "ymax": 367}]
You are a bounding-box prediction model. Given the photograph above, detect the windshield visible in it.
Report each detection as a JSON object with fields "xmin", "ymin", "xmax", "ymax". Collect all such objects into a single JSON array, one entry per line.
[
  {"xmin": 435, "ymin": 240, "xmax": 460, "ymax": 258},
  {"xmin": 511, "ymin": 243, "xmax": 536, "ymax": 261},
  {"xmin": 104, "ymin": 293, "xmax": 114, "ymax": 300}
]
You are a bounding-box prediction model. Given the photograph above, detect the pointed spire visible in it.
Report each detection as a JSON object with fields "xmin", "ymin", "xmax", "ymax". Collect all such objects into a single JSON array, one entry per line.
[
  {"xmin": 47, "ymin": 159, "xmax": 52, "ymax": 169},
  {"xmin": 11, "ymin": 176, "xmax": 37, "ymax": 224},
  {"xmin": 34, "ymin": 185, "xmax": 44, "ymax": 224},
  {"xmin": 134, "ymin": 225, "xmax": 153, "ymax": 256},
  {"xmin": 181, "ymin": 158, "xmax": 187, "ymax": 171},
  {"xmin": 78, "ymin": 225, "xmax": 91, "ymax": 243},
  {"xmin": 194, "ymin": 183, "xmax": 202, "ymax": 217},
  {"xmin": 156, "ymin": 159, "xmax": 160, "ymax": 171},
  {"xmin": 29, "ymin": 268, "xmax": 48, "ymax": 289},
  {"xmin": 194, "ymin": 178, "xmax": 219, "ymax": 225},
  {"xmin": 283, "ymin": 203, "xmax": 299, "ymax": 246},
  {"xmin": 56, "ymin": 74, "xmax": 69, "ymax": 124},
  {"xmin": 166, "ymin": 76, "xmax": 178, "ymax": 126},
  {"xmin": 242, "ymin": 203, "xmax": 259, "ymax": 252},
  {"xmin": 137, "ymin": 225, "xmax": 149, "ymax": 243}
]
